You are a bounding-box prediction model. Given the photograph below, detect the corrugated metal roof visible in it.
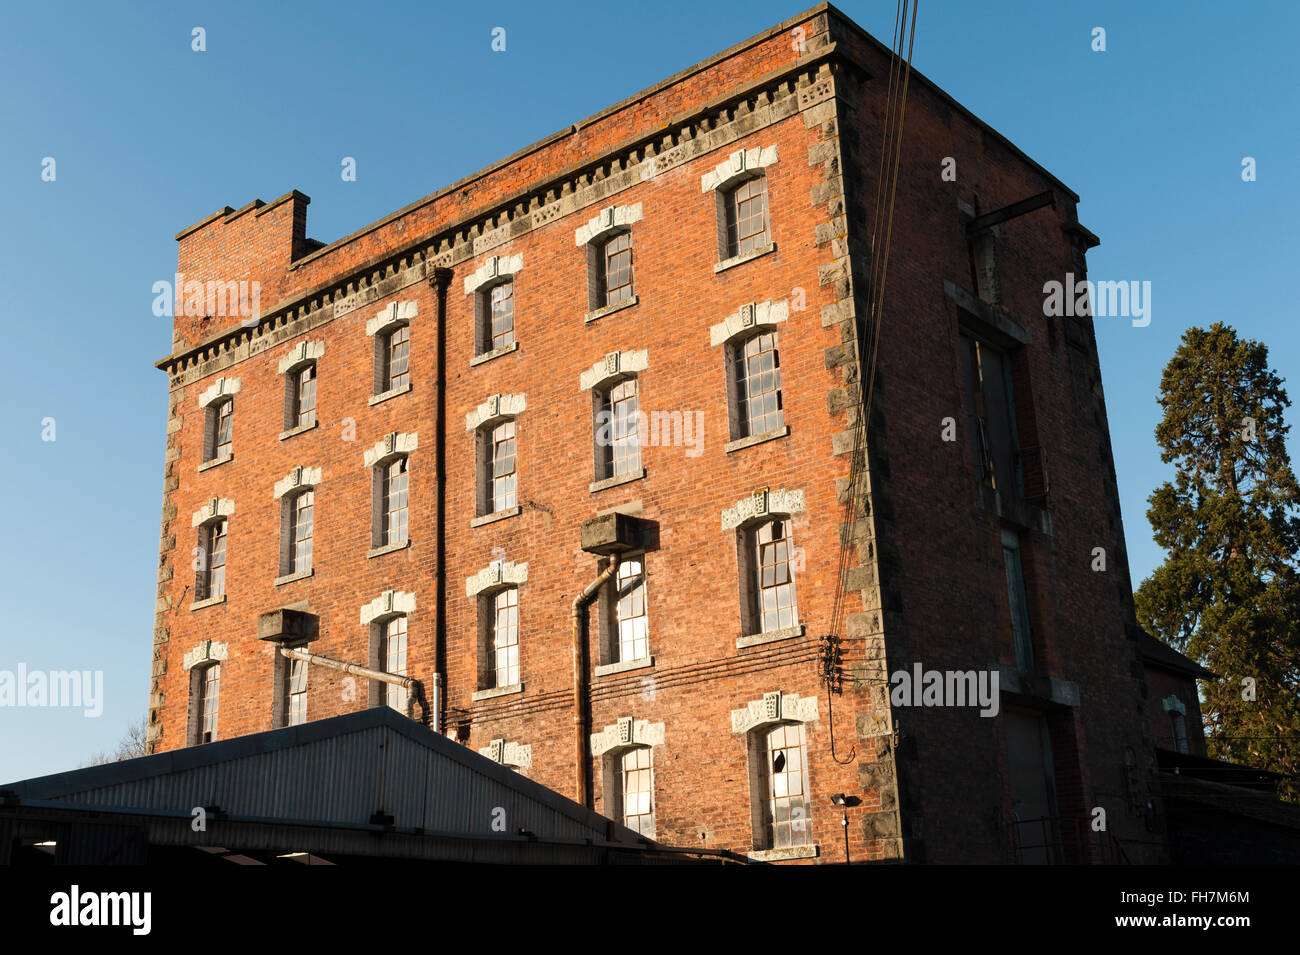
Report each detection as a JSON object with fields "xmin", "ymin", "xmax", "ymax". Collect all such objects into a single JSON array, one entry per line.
[{"xmin": 2, "ymin": 707, "xmax": 635, "ymax": 846}]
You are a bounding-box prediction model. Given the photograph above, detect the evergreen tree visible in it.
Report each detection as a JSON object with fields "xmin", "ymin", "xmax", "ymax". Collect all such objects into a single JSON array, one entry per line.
[{"xmin": 1135, "ymin": 322, "xmax": 1300, "ymax": 800}]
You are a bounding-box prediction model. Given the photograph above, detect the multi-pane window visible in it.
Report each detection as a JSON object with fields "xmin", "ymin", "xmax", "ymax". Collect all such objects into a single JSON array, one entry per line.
[
  {"xmin": 754, "ymin": 519, "xmax": 797, "ymax": 633},
  {"xmin": 286, "ymin": 657, "xmax": 308, "ymax": 727},
  {"xmin": 383, "ymin": 324, "xmax": 410, "ymax": 392},
  {"xmin": 1170, "ymin": 711, "xmax": 1189, "ymax": 754},
  {"xmin": 199, "ymin": 519, "xmax": 227, "ymax": 601},
  {"xmin": 214, "ymin": 399, "xmax": 233, "ymax": 459},
  {"xmin": 597, "ymin": 378, "xmax": 640, "ymax": 480},
  {"xmin": 761, "ymin": 722, "xmax": 811, "ymax": 849},
  {"xmin": 615, "ymin": 558, "xmax": 649, "ymax": 663},
  {"xmin": 293, "ymin": 364, "xmax": 317, "ymax": 429},
  {"xmin": 382, "ymin": 458, "xmax": 409, "ymax": 545},
  {"xmin": 960, "ymin": 332, "xmax": 1023, "ymax": 497},
  {"xmin": 383, "ymin": 616, "xmax": 408, "ymax": 711},
  {"xmin": 490, "ymin": 421, "xmax": 517, "ymax": 513},
  {"xmin": 725, "ymin": 177, "xmax": 769, "ymax": 257},
  {"xmin": 492, "ymin": 588, "xmax": 520, "ymax": 687},
  {"xmin": 199, "ymin": 663, "xmax": 221, "ymax": 744},
  {"xmin": 488, "ymin": 282, "xmax": 515, "ymax": 351},
  {"xmin": 289, "ymin": 490, "xmax": 313, "ymax": 574},
  {"xmin": 620, "ymin": 747, "xmax": 655, "ymax": 837},
  {"xmin": 602, "ymin": 232, "xmax": 633, "ymax": 306},
  {"xmin": 1002, "ymin": 529, "xmax": 1035, "ymax": 675},
  {"xmin": 735, "ymin": 332, "xmax": 784, "ymax": 437}
]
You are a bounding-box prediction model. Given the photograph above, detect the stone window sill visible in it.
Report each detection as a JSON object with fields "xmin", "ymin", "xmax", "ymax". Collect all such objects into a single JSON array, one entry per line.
[
  {"xmin": 198, "ymin": 453, "xmax": 233, "ymax": 472},
  {"xmin": 595, "ymin": 656, "xmax": 654, "ymax": 678},
  {"xmin": 737, "ymin": 624, "xmax": 804, "ymax": 649},
  {"xmin": 471, "ymin": 505, "xmax": 521, "ymax": 528},
  {"xmin": 748, "ymin": 844, "xmax": 819, "ymax": 863},
  {"xmin": 367, "ymin": 539, "xmax": 411, "ymax": 559},
  {"xmin": 725, "ymin": 425, "xmax": 789, "ymax": 454},
  {"xmin": 591, "ymin": 467, "xmax": 646, "ymax": 494},
  {"xmin": 274, "ymin": 568, "xmax": 314, "ymax": 587},
  {"xmin": 585, "ymin": 294, "xmax": 639, "ymax": 324},
  {"xmin": 190, "ymin": 594, "xmax": 227, "ymax": 612},
  {"xmin": 369, "ymin": 382, "xmax": 412, "ymax": 406},
  {"xmin": 472, "ymin": 683, "xmax": 523, "ymax": 702},
  {"xmin": 715, "ymin": 242, "xmax": 776, "ymax": 274},
  {"xmin": 470, "ymin": 340, "xmax": 520, "ymax": 367},
  {"xmin": 279, "ymin": 420, "xmax": 319, "ymax": 441}
]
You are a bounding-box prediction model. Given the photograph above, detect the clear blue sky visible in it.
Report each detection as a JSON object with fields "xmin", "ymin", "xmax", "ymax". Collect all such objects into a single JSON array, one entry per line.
[{"xmin": 2, "ymin": 1, "xmax": 1296, "ymax": 780}]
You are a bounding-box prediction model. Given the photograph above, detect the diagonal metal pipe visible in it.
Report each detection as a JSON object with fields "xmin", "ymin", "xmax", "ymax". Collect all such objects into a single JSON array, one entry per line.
[
  {"xmin": 280, "ymin": 646, "xmax": 423, "ymax": 721},
  {"xmin": 572, "ymin": 554, "xmax": 620, "ymax": 807}
]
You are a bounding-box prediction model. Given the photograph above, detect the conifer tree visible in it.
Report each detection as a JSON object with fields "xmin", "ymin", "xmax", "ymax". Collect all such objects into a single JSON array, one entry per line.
[{"xmin": 1135, "ymin": 323, "xmax": 1300, "ymax": 800}]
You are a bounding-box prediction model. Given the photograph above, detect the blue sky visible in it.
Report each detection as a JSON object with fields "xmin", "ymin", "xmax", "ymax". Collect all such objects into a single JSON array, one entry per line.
[{"xmin": 1, "ymin": 1, "xmax": 1296, "ymax": 780}]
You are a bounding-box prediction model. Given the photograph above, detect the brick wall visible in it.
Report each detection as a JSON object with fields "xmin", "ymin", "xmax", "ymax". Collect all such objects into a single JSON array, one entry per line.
[{"xmin": 148, "ymin": 3, "xmax": 1165, "ymax": 864}]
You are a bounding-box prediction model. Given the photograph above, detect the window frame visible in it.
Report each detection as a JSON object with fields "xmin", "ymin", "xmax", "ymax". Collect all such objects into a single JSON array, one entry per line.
[
  {"xmin": 196, "ymin": 517, "xmax": 228, "ymax": 602},
  {"xmin": 584, "ymin": 227, "xmax": 636, "ymax": 314},
  {"xmin": 729, "ymin": 329, "xmax": 784, "ymax": 440},
  {"xmin": 605, "ymin": 744, "xmax": 656, "ymax": 839},
  {"xmin": 195, "ymin": 662, "xmax": 221, "ymax": 745},
  {"xmin": 1001, "ymin": 528, "xmax": 1036, "ymax": 675},
  {"xmin": 284, "ymin": 488, "xmax": 314, "ymax": 576},
  {"xmin": 371, "ymin": 454, "xmax": 410, "ymax": 549},
  {"xmin": 374, "ymin": 322, "xmax": 412, "ymax": 396},
  {"xmin": 477, "ymin": 585, "xmax": 521, "ymax": 691},
  {"xmin": 593, "ymin": 375, "xmax": 641, "ymax": 483},
  {"xmin": 286, "ymin": 655, "xmax": 308, "ymax": 726},
  {"xmin": 283, "ymin": 361, "xmax": 318, "ymax": 431},
  {"xmin": 203, "ymin": 397, "xmax": 235, "ymax": 463},
  {"xmin": 960, "ymin": 331, "xmax": 1025, "ymax": 498},
  {"xmin": 474, "ymin": 278, "xmax": 517, "ymax": 356},
  {"xmin": 599, "ymin": 554, "xmax": 651, "ymax": 667},
  {"xmin": 476, "ymin": 419, "xmax": 519, "ymax": 517},
  {"xmin": 717, "ymin": 173, "xmax": 770, "ymax": 261},
  {"xmin": 737, "ymin": 516, "xmax": 799, "ymax": 639},
  {"xmin": 750, "ymin": 720, "xmax": 812, "ymax": 851}
]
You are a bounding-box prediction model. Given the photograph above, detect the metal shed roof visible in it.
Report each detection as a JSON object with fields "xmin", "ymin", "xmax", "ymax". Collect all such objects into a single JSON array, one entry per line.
[{"xmin": 1, "ymin": 708, "xmax": 744, "ymax": 864}]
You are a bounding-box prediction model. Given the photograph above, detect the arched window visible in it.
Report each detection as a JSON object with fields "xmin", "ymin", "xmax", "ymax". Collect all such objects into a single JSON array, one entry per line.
[{"xmin": 755, "ymin": 721, "xmax": 812, "ymax": 850}]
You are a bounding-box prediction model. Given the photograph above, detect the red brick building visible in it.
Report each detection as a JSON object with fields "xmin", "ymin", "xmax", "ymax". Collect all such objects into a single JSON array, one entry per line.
[{"xmin": 148, "ymin": 3, "xmax": 1165, "ymax": 863}]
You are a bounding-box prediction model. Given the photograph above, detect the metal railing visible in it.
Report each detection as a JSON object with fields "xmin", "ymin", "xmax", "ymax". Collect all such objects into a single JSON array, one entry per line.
[{"xmin": 1011, "ymin": 814, "xmax": 1131, "ymax": 865}]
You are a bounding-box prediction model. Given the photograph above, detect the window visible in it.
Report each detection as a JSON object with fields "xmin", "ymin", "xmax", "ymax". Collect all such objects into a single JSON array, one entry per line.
[
  {"xmin": 1170, "ymin": 711, "xmax": 1189, "ymax": 754},
  {"xmin": 1005, "ymin": 710, "xmax": 1062, "ymax": 864},
  {"xmin": 960, "ymin": 332, "xmax": 1022, "ymax": 497},
  {"xmin": 289, "ymin": 363, "xmax": 316, "ymax": 430},
  {"xmin": 600, "ymin": 231, "xmax": 634, "ymax": 307},
  {"xmin": 614, "ymin": 557, "xmax": 649, "ymax": 663},
  {"xmin": 198, "ymin": 663, "xmax": 220, "ymax": 744},
  {"xmin": 1002, "ymin": 529, "xmax": 1035, "ymax": 675},
  {"xmin": 198, "ymin": 519, "xmax": 227, "ymax": 602},
  {"xmin": 477, "ymin": 421, "xmax": 517, "ymax": 515},
  {"xmin": 375, "ymin": 323, "xmax": 410, "ymax": 394},
  {"xmin": 733, "ymin": 331, "xmax": 784, "ymax": 438},
  {"xmin": 475, "ymin": 280, "xmax": 516, "ymax": 355},
  {"xmin": 286, "ymin": 657, "xmax": 307, "ymax": 727},
  {"xmin": 382, "ymin": 615, "xmax": 408, "ymax": 711},
  {"xmin": 377, "ymin": 457, "xmax": 409, "ymax": 546},
  {"xmin": 617, "ymin": 746, "xmax": 655, "ymax": 837},
  {"xmin": 490, "ymin": 587, "xmax": 520, "ymax": 688},
  {"xmin": 746, "ymin": 518, "xmax": 797, "ymax": 635},
  {"xmin": 723, "ymin": 176, "xmax": 769, "ymax": 258},
  {"xmin": 595, "ymin": 378, "xmax": 640, "ymax": 481},
  {"xmin": 203, "ymin": 398, "xmax": 234, "ymax": 462},
  {"xmin": 288, "ymin": 490, "xmax": 313, "ymax": 574},
  {"xmin": 215, "ymin": 400, "xmax": 233, "ymax": 458},
  {"xmin": 758, "ymin": 722, "xmax": 811, "ymax": 849}
]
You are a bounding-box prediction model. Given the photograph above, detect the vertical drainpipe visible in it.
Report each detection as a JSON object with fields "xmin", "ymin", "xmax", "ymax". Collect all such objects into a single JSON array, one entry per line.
[
  {"xmin": 429, "ymin": 266, "xmax": 453, "ymax": 735},
  {"xmin": 572, "ymin": 555, "xmax": 621, "ymax": 808}
]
